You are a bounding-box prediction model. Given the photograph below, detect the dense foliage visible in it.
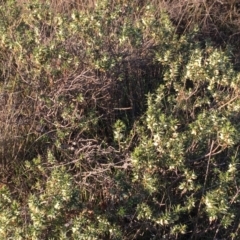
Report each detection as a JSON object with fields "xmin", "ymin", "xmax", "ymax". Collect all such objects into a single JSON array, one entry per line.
[{"xmin": 0, "ymin": 0, "xmax": 240, "ymax": 239}]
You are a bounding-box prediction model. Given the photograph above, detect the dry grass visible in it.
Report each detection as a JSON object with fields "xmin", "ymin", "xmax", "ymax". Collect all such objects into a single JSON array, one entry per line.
[{"xmin": 165, "ymin": 0, "xmax": 240, "ymax": 45}]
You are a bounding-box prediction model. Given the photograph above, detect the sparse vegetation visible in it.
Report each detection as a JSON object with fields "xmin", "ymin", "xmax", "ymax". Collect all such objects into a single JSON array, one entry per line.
[{"xmin": 0, "ymin": 0, "xmax": 240, "ymax": 239}]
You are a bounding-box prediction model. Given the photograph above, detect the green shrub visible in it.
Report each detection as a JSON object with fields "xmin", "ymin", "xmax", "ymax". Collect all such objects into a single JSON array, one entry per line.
[
  {"xmin": 131, "ymin": 18, "xmax": 240, "ymax": 240},
  {"xmin": 0, "ymin": 0, "xmax": 240, "ymax": 239}
]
